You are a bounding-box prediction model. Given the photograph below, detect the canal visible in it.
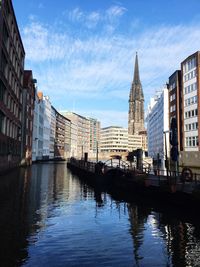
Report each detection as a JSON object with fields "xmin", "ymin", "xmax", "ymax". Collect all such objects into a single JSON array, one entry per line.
[{"xmin": 0, "ymin": 162, "xmax": 200, "ymax": 267}]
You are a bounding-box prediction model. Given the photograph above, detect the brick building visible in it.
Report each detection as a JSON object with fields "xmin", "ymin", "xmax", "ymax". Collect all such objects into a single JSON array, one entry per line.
[
  {"xmin": 168, "ymin": 70, "xmax": 183, "ymax": 151},
  {"xmin": 0, "ymin": 0, "xmax": 25, "ymax": 172},
  {"xmin": 22, "ymin": 70, "xmax": 36, "ymax": 165}
]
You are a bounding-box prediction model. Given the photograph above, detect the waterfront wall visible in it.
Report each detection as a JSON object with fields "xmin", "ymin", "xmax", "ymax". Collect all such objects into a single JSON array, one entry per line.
[{"xmin": 179, "ymin": 151, "xmax": 200, "ymax": 174}]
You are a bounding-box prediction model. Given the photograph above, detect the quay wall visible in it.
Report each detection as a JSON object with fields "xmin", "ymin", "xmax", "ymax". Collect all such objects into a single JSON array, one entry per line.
[{"xmin": 179, "ymin": 151, "xmax": 200, "ymax": 174}]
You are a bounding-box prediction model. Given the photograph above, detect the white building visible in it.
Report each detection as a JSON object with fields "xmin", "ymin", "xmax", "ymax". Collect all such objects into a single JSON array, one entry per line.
[
  {"xmin": 181, "ymin": 52, "xmax": 199, "ymax": 152},
  {"xmin": 43, "ymin": 96, "xmax": 51, "ymax": 159},
  {"xmin": 32, "ymin": 91, "xmax": 44, "ymax": 161},
  {"xmin": 100, "ymin": 126, "xmax": 147, "ymax": 160},
  {"xmin": 146, "ymin": 86, "xmax": 169, "ymax": 168},
  {"xmin": 100, "ymin": 126, "xmax": 128, "ymax": 154},
  {"xmin": 128, "ymin": 132, "xmax": 148, "ymax": 152}
]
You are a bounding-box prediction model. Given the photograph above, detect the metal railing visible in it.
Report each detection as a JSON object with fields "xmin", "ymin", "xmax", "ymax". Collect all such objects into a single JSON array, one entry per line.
[{"xmin": 68, "ymin": 158, "xmax": 200, "ymax": 184}]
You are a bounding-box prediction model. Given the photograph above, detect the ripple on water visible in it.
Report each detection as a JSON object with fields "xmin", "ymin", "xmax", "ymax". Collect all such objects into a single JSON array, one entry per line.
[{"xmin": 1, "ymin": 163, "xmax": 199, "ymax": 267}]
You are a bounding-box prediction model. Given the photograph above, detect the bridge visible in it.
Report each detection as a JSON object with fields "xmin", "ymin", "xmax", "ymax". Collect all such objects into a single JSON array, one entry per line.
[{"xmin": 68, "ymin": 157, "xmax": 150, "ymax": 179}]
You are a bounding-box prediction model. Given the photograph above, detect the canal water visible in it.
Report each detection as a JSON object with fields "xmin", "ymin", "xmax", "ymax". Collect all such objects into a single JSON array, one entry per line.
[{"xmin": 0, "ymin": 162, "xmax": 200, "ymax": 267}]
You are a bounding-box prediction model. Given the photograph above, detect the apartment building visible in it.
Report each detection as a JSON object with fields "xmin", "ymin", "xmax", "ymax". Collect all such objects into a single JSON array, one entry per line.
[
  {"xmin": 0, "ymin": 0, "xmax": 25, "ymax": 171},
  {"xmin": 64, "ymin": 117, "xmax": 71, "ymax": 159},
  {"xmin": 49, "ymin": 106, "xmax": 56, "ymax": 159},
  {"xmin": 181, "ymin": 51, "xmax": 200, "ymax": 152},
  {"xmin": 22, "ymin": 70, "xmax": 36, "ymax": 165},
  {"xmin": 61, "ymin": 112, "xmax": 90, "ymax": 158},
  {"xmin": 70, "ymin": 120, "xmax": 78, "ymax": 157},
  {"xmin": 54, "ymin": 110, "xmax": 71, "ymax": 159},
  {"xmin": 174, "ymin": 51, "xmax": 200, "ymax": 171},
  {"xmin": 32, "ymin": 91, "xmax": 44, "ymax": 161},
  {"xmin": 43, "ymin": 96, "xmax": 51, "ymax": 159}
]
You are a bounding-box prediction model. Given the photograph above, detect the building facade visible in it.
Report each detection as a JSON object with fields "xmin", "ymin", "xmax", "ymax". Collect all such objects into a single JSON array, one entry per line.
[
  {"xmin": 54, "ymin": 110, "xmax": 71, "ymax": 159},
  {"xmin": 181, "ymin": 51, "xmax": 200, "ymax": 152},
  {"xmin": 69, "ymin": 119, "xmax": 78, "ymax": 157},
  {"xmin": 64, "ymin": 117, "xmax": 71, "ymax": 159},
  {"xmin": 168, "ymin": 70, "xmax": 183, "ymax": 151},
  {"xmin": 100, "ymin": 126, "xmax": 128, "ymax": 157},
  {"xmin": 146, "ymin": 86, "xmax": 169, "ymax": 168},
  {"xmin": 32, "ymin": 91, "xmax": 44, "ymax": 161},
  {"xmin": 22, "ymin": 70, "xmax": 36, "ymax": 165},
  {"xmin": 61, "ymin": 112, "xmax": 90, "ymax": 159},
  {"xmin": 0, "ymin": 0, "xmax": 25, "ymax": 172},
  {"xmin": 128, "ymin": 131, "xmax": 148, "ymax": 152},
  {"xmin": 43, "ymin": 96, "xmax": 51, "ymax": 159},
  {"xmin": 128, "ymin": 134, "xmax": 142, "ymax": 151},
  {"xmin": 128, "ymin": 53, "xmax": 145, "ymax": 135},
  {"xmin": 88, "ymin": 118, "xmax": 100, "ymax": 158},
  {"xmin": 49, "ymin": 106, "xmax": 56, "ymax": 159}
]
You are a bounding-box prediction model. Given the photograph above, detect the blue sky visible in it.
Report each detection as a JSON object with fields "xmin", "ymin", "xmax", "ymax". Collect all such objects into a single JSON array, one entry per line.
[{"xmin": 13, "ymin": 0, "xmax": 200, "ymax": 127}]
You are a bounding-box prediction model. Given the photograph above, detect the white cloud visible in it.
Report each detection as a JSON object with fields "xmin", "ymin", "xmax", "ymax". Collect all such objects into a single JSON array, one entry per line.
[
  {"xmin": 68, "ymin": 7, "xmax": 84, "ymax": 22},
  {"xmin": 66, "ymin": 7, "xmax": 101, "ymax": 28},
  {"xmin": 22, "ymin": 10, "xmax": 200, "ymax": 127},
  {"xmin": 64, "ymin": 5, "xmax": 126, "ymax": 30},
  {"xmin": 106, "ymin": 5, "xmax": 127, "ymax": 18},
  {"xmin": 85, "ymin": 12, "xmax": 101, "ymax": 28},
  {"xmin": 22, "ymin": 21, "xmax": 69, "ymax": 61},
  {"xmin": 77, "ymin": 109, "xmax": 128, "ymax": 128}
]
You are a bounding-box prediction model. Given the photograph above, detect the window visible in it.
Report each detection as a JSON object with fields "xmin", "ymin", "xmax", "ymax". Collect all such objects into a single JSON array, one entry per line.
[
  {"xmin": 3, "ymin": 21, "xmax": 9, "ymax": 50},
  {"xmin": 170, "ymin": 93, "xmax": 176, "ymax": 102},
  {"xmin": 185, "ymin": 136, "xmax": 198, "ymax": 147},
  {"xmin": 185, "ymin": 109, "xmax": 198, "ymax": 119},
  {"xmin": 185, "ymin": 122, "xmax": 198, "ymax": 131},
  {"xmin": 0, "ymin": 111, "xmax": 5, "ymax": 134},
  {"xmin": 184, "ymin": 95, "xmax": 198, "ymax": 106},
  {"xmin": 184, "ymin": 82, "xmax": 197, "ymax": 94},
  {"xmin": 0, "ymin": 79, "xmax": 6, "ymax": 102},
  {"xmin": 170, "ymin": 105, "xmax": 176, "ymax": 113},
  {"xmin": 0, "ymin": 51, "xmax": 8, "ymax": 78},
  {"xmin": 184, "ymin": 57, "xmax": 196, "ymax": 74}
]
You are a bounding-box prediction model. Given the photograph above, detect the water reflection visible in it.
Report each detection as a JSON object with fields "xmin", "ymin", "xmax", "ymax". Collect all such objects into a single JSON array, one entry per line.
[{"xmin": 0, "ymin": 163, "xmax": 200, "ymax": 266}]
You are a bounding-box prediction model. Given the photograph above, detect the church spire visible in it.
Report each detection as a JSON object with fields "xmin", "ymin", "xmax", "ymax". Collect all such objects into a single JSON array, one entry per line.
[
  {"xmin": 132, "ymin": 52, "xmax": 144, "ymax": 100},
  {"xmin": 128, "ymin": 52, "xmax": 145, "ymax": 135},
  {"xmin": 133, "ymin": 52, "xmax": 141, "ymax": 85}
]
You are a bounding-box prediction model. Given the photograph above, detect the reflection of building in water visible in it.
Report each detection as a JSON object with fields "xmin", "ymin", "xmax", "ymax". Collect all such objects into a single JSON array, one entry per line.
[
  {"xmin": 127, "ymin": 205, "xmax": 200, "ymax": 267},
  {"xmin": 155, "ymin": 213, "xmax": 200, "ymax": 267},
  {"xmin": 127, "ymin": 204, "xmax": 150, "ymax": 267},
  {"xmin": 0, "ymin": 167, "xmax": 41, "ymax": 266}
]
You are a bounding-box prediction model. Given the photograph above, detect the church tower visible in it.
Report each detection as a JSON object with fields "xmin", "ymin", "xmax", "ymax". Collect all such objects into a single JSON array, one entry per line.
[{"xmin": 128, "ymin": 53, "xmax": 145, "ymax": 135}]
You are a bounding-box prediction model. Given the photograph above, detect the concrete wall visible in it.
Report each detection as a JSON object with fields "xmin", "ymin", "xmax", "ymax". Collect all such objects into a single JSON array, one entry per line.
[{"xmin": 179, "ymin": 151, "xmax": 200, "ymax": 174}]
